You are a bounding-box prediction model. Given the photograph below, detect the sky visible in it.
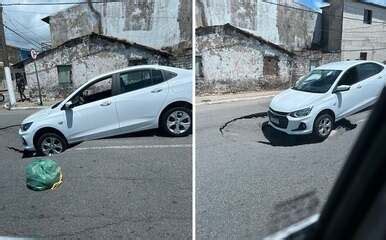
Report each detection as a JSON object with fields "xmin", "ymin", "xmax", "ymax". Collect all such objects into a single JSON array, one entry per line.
[
  {"xmin": 3, "ymin": 0, "xmax": 386, "ymax": 50},
  {"xmin": 2, "ymin": 0, "xmax": 84, "ymax": 50}
]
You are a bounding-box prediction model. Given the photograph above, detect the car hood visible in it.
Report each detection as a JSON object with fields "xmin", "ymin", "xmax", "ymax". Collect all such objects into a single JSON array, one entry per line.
[
  {"xmin": 22, "ymin": 107, "xmax": 57, "ymax": 124},
  {"xmin": 270, "ymin": 89, "xmax": 325, "ymax": 112}
]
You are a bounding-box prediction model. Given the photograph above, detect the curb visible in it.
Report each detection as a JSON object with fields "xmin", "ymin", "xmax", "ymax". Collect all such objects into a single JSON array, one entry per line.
[{"xmin": 196, "ymin": 94, "xmax": 277, "ymax": 106}]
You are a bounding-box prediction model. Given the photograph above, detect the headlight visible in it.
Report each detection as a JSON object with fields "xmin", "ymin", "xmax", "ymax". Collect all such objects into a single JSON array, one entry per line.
[
  {"xmin": 21, "ymin": 122, "xmax": 33, "ymax": 131},
  {"xmin": 290, "ymin": 107, "xmax": 313, "ymax": 118}
]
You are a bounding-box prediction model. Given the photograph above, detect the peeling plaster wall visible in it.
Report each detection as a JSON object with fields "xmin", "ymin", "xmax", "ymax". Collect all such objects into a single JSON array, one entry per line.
[
  {"xmin": 196, "ymin": 0, "xmax": 319, "ymax": 51},
  {"xmin": 341, "ymin": 0, "xmax": 386, "ymax": 62},
  {"xmin": 196, "ymin": 27, "xmax": 293, "ymax": 94},
  {"xmin": 292, "ymin": 50, "xmax": 341, "ymax": 82},
  {"xmin": 23, "ymin": 37, "xmax": 167, "ymax": 99},
  {"xmin": 48, "ymin": 0, "xmax": 192, "ymax": 49}
]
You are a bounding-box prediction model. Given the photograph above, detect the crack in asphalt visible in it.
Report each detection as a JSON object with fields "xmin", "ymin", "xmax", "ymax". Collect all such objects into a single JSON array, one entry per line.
[
  {"xmin": 0, "ymin": 124, "xmax": 20, "ymax": 131},
  {"xmin": 219, "ymin": 112, "xmax": 268, "ymax": 135}
]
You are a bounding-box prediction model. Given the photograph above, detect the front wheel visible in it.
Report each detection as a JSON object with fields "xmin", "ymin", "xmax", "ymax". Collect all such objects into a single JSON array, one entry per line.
[
  {"xmin": 161, "ymin": 107, "xmax": 192, "ymax": 137},
  {"xmin": 36, "ymin": 132, "xmax": 67, "ymax": 156},
  {"xmin": 313, "ymin": 113, "xmax": 334, "ymax": 140}
]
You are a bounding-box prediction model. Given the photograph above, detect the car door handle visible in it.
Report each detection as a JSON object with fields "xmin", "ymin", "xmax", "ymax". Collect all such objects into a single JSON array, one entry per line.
[
  {"xmin": 151, "ymin": 89, "xmax": 163, "ymax": 93},
  {"xmin": 357, "ymin": 85, "xmax": 362, "ymax": 89},
  {"xmin": 100, "ymin": 101, "xmax": 111, "ymax": 106}
]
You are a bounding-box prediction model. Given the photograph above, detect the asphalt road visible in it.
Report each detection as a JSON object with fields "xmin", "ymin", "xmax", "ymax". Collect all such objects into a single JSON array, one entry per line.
[
  {"xmin": 196, "ymin": 97, "xmax": 370, "ymax": 240},
  {"xmin": 0, "ymin": 109, "xmax": 192, "ymax": 239}
]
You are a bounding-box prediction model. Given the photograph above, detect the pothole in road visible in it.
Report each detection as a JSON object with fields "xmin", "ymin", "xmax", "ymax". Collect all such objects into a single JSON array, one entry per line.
[{"xmin": 219, "ymin": 112, "xmax": 363, "ymax": 147}]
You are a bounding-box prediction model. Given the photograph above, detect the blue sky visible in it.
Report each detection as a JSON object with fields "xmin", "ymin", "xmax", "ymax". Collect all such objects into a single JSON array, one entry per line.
[{"xmin": 296, "ymin": 0, "xmax": 386, "ymax": 10}]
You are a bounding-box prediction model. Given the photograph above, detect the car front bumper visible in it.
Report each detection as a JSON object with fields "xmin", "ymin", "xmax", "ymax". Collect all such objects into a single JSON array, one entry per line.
[
  {"xmin": 19, "ymin": 128, "xmax": 35, "ymax": 151},
  {"xmin": 268, "ymin": 109, "xmax": 314, "ymax": 135}
]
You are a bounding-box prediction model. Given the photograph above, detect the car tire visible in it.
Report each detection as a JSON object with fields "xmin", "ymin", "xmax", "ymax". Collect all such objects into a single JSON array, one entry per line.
[
  {"xmin": 313, "ymin": 113, "xmax": 334, "ymax": 140},
  {"xmin": 161, "ymin": 107, "xmax": 192, "ymax": 137},
  {"xmin": 36, "ymin": 132, "xmax": 67, "ymax": 156}
]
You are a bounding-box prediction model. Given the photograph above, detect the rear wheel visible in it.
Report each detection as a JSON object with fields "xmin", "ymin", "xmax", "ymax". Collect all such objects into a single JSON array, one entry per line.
[
  {"xmin": 161, "ymin": 107, "xmax": 192, "ymax": 137},
  {"xmin": 313, "ymin": 113, "xmax": 333, "ymax": 140},
  {"xmin": 36, "ymin": 132, "xmax": 67, "ymax": 156}
]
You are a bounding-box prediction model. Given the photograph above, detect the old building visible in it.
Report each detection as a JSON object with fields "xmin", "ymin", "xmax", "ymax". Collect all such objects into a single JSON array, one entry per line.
[
  {"xmin": 195, "ymin": 0, "xmax": 342, "ymax": 94},
  {"xmin": 12, "ymin": 33, "xmax": 170, "ymax": 99},
  {"xmin": 322, "ymin": 0, "xmax": 386, "ymax": 62},
  {"xmin": 196, "ymin": 24, "xmax": 294, "ymax": 94},
  {"xmin": 196, "ymin": 0, "xmax": 321, "ymax": 51},
  {"xmin": 42, "ymin": 0, "xmax": 192, "ymax": 50}
]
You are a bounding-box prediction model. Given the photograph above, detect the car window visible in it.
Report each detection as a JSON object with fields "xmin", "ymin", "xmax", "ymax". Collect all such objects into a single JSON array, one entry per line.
[
  {"xmin": 356, "ymin": 63, "xmax": 384, "ymax": 81},
  {"xmin": 72, "ymin": 76, "xmax": 113, "ymax": 107},
  {"xmin": 163, "ymin": 70, "xmax": 178, "ymax": 80},
  {"xmin": 292, "ymin": 69, "xmax": 342, "ymax": 93},
  {"xmin": 338, "ymin": 67, "xmax": 359, "ymax": 86},
  {"xmin": 119, "ymin": 69, "xmax": 165, "ymax": 93},
  {"xmin": 152, "ymin": 69, "xmax": 164, "ymax": 85}
]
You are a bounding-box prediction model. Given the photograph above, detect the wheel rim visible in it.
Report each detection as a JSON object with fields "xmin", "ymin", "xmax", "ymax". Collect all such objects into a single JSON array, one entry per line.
[
  {"xmin": 41, "ymin": 136, "xmax": 63, "ymax": 156},
  {"xmin": 166, "ymin": 110, "xmax": 191, "ymax": 135},
  {"xmin": 318, "ymin": 117, "xmax": 332, "ymax": 137}
]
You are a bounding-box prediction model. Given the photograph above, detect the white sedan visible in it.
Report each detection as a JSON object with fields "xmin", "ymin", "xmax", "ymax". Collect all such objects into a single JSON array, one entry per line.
[
  {"xmin": 19, "ymin": 65, "xmax": 192, "ymax": 156},
  {"xmin": 268, "ymin": 60, "xmax": 386, "ymax": 139}
]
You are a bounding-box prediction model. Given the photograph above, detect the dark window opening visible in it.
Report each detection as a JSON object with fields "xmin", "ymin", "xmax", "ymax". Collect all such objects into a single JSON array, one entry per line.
[
  {"xmin": 263, "ymin": 56, "xmax": 279, "ymax": 76},
  {"xmin": 128, "ymin": 58, "xmax": 148, "ymax": 66},
  {"xmin": 196, "ymin": 56, "xmax": 204, "ymax": 78},
  {"xmin": 57, "ymin": 65, "xmax": 72, "ymax": 85},
  {"xmin": 360, "ymin": 52, "xmax": 368, "ymax": 60},
  {"xmin": 364, "ymin": 9, "xmax": 372, "ymax": 24}
]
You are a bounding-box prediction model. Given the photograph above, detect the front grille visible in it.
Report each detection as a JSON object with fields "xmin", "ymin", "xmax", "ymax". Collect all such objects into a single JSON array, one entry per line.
[
  {"xmin": 268, "ymin": 109, "xmax": 289, "ymax": 129},
  {"xmin": 269, "ymin": 107, "xmax": 289, "ymax": 116}
]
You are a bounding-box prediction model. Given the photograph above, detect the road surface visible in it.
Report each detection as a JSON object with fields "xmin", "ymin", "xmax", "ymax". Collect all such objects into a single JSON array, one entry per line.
[
  {"xmin": 196, "ymin": 97, "xmax": 370, "ymax": 239},
  {"xmin": 0, "ymin": 109, "xmax": 192, "ymax": 239}
]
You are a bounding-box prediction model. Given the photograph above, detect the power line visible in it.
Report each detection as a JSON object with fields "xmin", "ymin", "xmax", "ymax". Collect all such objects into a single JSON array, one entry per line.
[
  {"xmin": 0, "ymin": 1, "xmax": 146, "ymax": 6},
  {"xmin": 2, "ymin": 23, "xmax": 41, "ymax": 49},
  {"xmin": 262, "ymin": 0, "xmax": 386, "ymax": 25},
  {"xmin": 3, "ymin": 12, "xmax": 45, "ymax": 44}
]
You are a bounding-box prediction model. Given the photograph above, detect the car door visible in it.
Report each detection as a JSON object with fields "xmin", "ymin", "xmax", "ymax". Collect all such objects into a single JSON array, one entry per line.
[
  {"xmin": 334, "ymin": 66, "xmax": 364, "ymax": 118},
  {"xmin": 64, "ymin": 75, "xmax": 120, "ymax": 142},
  {"xmin": 114, "ymin": 68, "xmax": 169, "ymax": 133},
  {"xmin": 356, "ymin": 63, "xmax": 385, "ymax": 106}
]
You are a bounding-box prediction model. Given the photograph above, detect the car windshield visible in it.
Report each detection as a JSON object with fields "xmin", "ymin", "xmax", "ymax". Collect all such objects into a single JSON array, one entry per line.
[{"xmin": 293, "ymin": 69, "xmax": 342, "ymax": 93}]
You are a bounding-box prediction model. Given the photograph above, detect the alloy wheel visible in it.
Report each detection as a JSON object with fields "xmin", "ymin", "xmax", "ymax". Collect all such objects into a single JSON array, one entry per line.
[
  {"xmin": 41, "ymin": 136, "xmax": 64, "ymax": 156},
  {"xmin": 318, "ymin": 117, "xmax": 332, "ymax": 137},
  {"xmin": 166, "ymin": 110, "xmax": 191, "ymax": 135}
]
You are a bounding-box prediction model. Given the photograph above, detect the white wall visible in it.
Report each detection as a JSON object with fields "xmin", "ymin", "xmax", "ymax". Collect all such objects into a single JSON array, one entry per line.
[{"xmin": 341, "ymin": 0, "xmax": 386, "ymax": 62}]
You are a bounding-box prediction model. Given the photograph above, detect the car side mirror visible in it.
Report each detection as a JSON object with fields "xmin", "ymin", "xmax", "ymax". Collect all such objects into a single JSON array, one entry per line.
[
  {"xmin": 334, "ymin": 85, "xmax": 351, "ymax": 93},
  {"xmin": 63, "ymin": 101, "xmax": 73, "ymax": 110}
]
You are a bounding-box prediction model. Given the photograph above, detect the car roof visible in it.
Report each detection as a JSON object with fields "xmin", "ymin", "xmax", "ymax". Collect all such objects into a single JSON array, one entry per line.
[{"xmin": 316, "ymin": 60, "xmax": 384, "ymax": 71}]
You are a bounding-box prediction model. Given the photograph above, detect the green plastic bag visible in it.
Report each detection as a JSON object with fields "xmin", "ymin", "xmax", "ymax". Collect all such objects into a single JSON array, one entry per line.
[{"xmin": 26, "ymin": 159, "xmax": 63, "ymax": 191}]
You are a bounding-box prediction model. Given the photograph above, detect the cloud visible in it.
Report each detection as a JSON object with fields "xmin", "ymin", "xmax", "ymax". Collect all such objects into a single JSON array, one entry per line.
[{"xmin": 2, "ymin": 0, "xmax": 84, "ymax": 49}]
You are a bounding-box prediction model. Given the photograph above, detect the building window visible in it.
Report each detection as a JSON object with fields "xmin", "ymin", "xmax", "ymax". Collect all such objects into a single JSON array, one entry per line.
[
  {"xmin": 128, "ymin": 58, "xmax": 148, "ymax": 66},
  {"xmin": 263, "ymin": 56, "xmax": 279, "ymax": 76},
  {"xmin": 310, "ymin": 60, "xmax": 320, "ymax": 71},
  {"xmin": 360, "ymin": 52, "xmax": 367, "ymax": 60},
  {"xmin": 57, "ymin": 65, "xmax": 72, "ymax": 85},
  {"xmin": 364, "ymin": 9, "xmax": 372, "ymax": 24},
  {"xmin": 196, "ymin": 56, "xmax": 204, "ymax": 78}
]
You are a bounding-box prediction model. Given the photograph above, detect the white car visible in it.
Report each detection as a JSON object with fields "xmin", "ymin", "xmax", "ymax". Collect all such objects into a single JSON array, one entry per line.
[
  {"xmin": 19, "ymin": 65, "xmax": 192, "ymax": 156},
  {"xmin": 268, "ymin": 60, "xmax": 386, "ymax": 139}
]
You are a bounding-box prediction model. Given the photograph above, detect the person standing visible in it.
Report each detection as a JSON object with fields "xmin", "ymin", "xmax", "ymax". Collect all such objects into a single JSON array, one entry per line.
[{"xmin": 15, "ymin": 73, "xmax": 27, "ymax": 102}]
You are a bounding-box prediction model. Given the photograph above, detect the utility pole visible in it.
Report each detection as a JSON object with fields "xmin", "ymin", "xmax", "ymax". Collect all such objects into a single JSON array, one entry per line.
[{"xmin": 0, "ymin": 6, "xmax": 16, "ymax": 108}]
